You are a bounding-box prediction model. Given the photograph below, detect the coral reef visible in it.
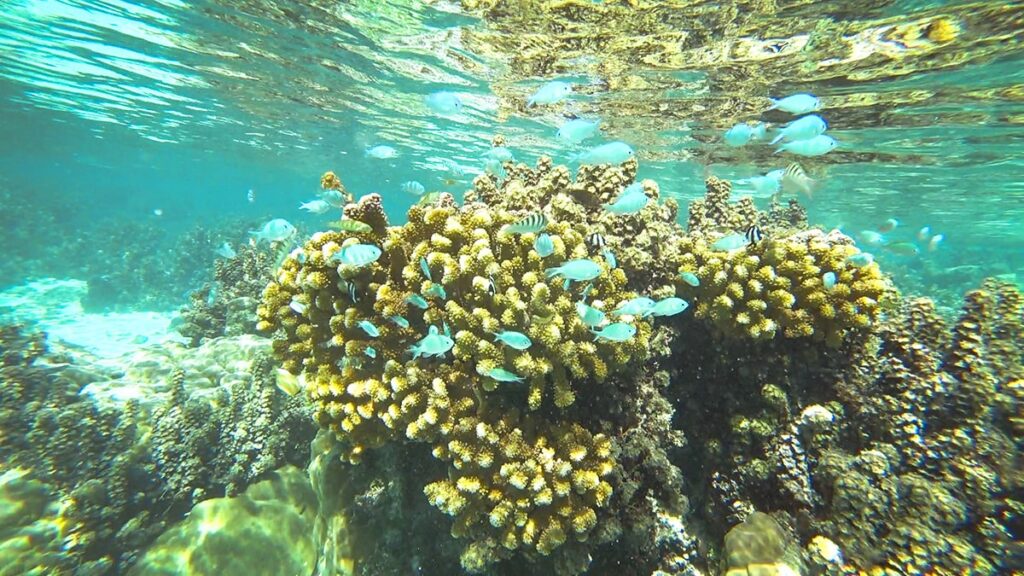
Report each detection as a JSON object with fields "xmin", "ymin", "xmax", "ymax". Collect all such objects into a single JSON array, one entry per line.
[{"xmin": 0, "ymin": 467, "xmax": 74, "ymax": 575}]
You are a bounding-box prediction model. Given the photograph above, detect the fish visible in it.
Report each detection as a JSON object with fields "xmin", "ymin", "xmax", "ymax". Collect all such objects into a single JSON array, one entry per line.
[
  {"xmin": 420, "ymin": 257, "xmax": 432, "ymax": 280},
  {"xmin": 492, "ymin": 330, "xmax": 532, "ymax": 350},
  {"xmin": 440, "ymin": 158, "xmax": 465, "ymax": 177},
  {"xmin": 580, "ymin": 282, "xmax": 594, "ymax": 300},
  {"xmin": 750, "ymin": 122, "xmax": 768, "ymax": 141},
  {"xmin": 417, "ymin": 192, "xmax": 443, "ymax": 205},
  {"xmin": 878, "ymin": 218, "xmax": 899, "ymax": 233},
  {"xmin": 289, "ymin": 298, "xmax": 307, "ymax": 315},
  {"xmin": 345, "ymin": 280, "xmax": 359, "ymax": 303},
  {"xmin": 770, "ymin": 115, "xmax": 828, "ymax": 145},
  {"xmin": 364, "ymin": 346, "xmax": 377, "ymax": 358},
  {"xmin": 527, "ymin": 80, "xmax": 572, "ymax": 107},
  {"xmin": 545, "ymin": 259, "xmax": 603, "ymax": 283},
  {"xmin": 330, "ymin": 219, "xmax": 373, "ymax": 234},
  {"xmin": 357, "ymin": 320, "xmax": 380, "ymax": 337},
  {"xmin": 406, "ymin": 293, "xmax": 429, "ymax": 309},
  {"xmin": 247, "ymin": 189, "xmax": 256, "ymax": 203},
  {"xmin": 604, "ymin": 191, "xmax": 649, "ymax": 215},
  {"xmin": 295, "ymin": 251, "xmax": 307, "ymax": 265},
  {"xmin": 215, "ymin": 242, "xmax": 236, "ymax": 259},
  {"xmin": 503, "ymin": 213, "xmax": 548, "ymax": 234},
  {"xmin": 885, "ymin": 242, "xmax": 920, "ymax": 256},
  {"xmin": 823, "ymin": 272, "xmax": 837, "ymax": 290},
  {"xmin": 299, "ymin": 199, "xmax": 333, "ymax": 214},
  {"xmin": 249, "ymin": 218, "xmax": 297, "ymax": 244},
  {"xmin": 557, "ymin": 118, "xmax": 600, "ymax": 143},
  {"xmin": 319, "ymin": 189, "xmax": 346, "ymax": 207},
  {"xmin": 745, "ymin": 225, "xmax": 764, "ymax": 245},
  {"xmin": 401, "ymin": 181, "xmax": 426, "ymax": 196},
  {"xmin": 614, "ymin": 297, "xmax": 656, "ymax": 317},
  {"xmin": 153, "ymin": 208, "xmax": 164, "ymax": 217},
  {"xmin": 576, "ymin": 301, "xmax": 607, "ymax": 327},
  {"xmin": 486, "ymin": 275, "xmax": 497, "ymax": 297},
  {"xmin": 679, "ymin": 271, "xmax": 701, "ymax": 287},
  {"xmin": 534, "ymin": 233, "xmax": 555, "ymax": 257},
  {"xmin": 734, "ymin": 173, "xmax": 782, "ymax": 197},
  {"xmin": 602, "ymin": 249, "xmax": 617, "ymax": 269},
  {"xmin": 781, "ymin": 163, "xmax": 815, "ymax": 197},
  {"xmin": 776, "ymin": 135, "xmax": 837, "ymax": 156},
  {"xmin": 650, "ymin": 297, "xmax": 689, "ymax": 317},
  {"xmin": 712, "ymin": 233, "xmax": 748, "ymax": 252},
  {"xmin": 768, "ymin": 93, "xmax": 821, "ymax": 115},
  {"xmin": 928, "ymin": 234, "xmax": 944, "ymax": 251},
  {"xmin": 274, "ymin": 368, "xmax": 303, "ymax": 396},
  {"xmin": 424, "ymin": 284, "xmax": 447, "ymax": 300},
  {"xmin": 387, "ymin": 315, "xmax": 410, "ymax": 328},
  {"xmin": 622, "ymin": 182, "xmax": 644, "ymax": 197},
  {"xmin": 331, "ymin": 244, "xmax": 382, "ymax": 267},
  {"xmin": 846, "ymin": 253, "xmax": 874, "ymax": 267},
  {"xmin": 482, "ymin": 147, "xmax": 515, "ymax": 163},
  {"xmin": 724, "ymin": 123, "xmax": 753, "ymax": 147},
  {"xmin": 571, "ymin": 141, "xmax": 635, "ymax": 165},
  {"xmin": 408, "ymin": 325, "xmax": 455, "ymax": 359},
  {"xmin": 425, "ymin": 91, "xmax": 462, "ymax": 114},
  {"xmin": 587, "ymin": 232, "xmax": 607, "ymax": 250},
  {"xmin": 485, "ymin": 367, "xmax": 524, "ymax": 383},
  {"xmin": 917, "ymin": 226, "xmax": 931, "ymax": 241},
  {"xmin": 365, "ymin": 145, "xmax": 398, "ymax": 159},
  {"xmin": 592, "ymin": 322, "xmax": 637, "ymax": 342},
  {"xmin": 858, "ymin": 230, "xmax": 886, "ymax": 246}
]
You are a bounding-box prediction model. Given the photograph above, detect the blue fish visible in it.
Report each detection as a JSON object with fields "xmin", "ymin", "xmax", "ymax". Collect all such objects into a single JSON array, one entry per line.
[
  {"xmin": 408, "ymin": 325, "xmax": 454, "ymax": 359},
  {"xmin": 545, "ymin": 259, "xmax": 603, "ymax": 283},
  {"xmin": 711, "ymin": 234, "xmax": 748, "ymax": 252},
  {"xmin": 424, "ymin": 284, "xmax": 447, "ymax": 300},
  {"xmin": 724, "ymin": 123, "xmax": 753, "ymax": 147},
  {"xmin": 364, "ymin": 346, "xmax": 377, "ymax": 358},
  {"xmin": 492, "ymin": 330, "xmax": 532, "ymax": 350},
  {"xmin": 556, "ymin": 118, "xmax": 600, "ymax": 144},
  {"xmin": 388, "ymin": 315, "xmax": 410, "ymax": 328},
  {"xmin": 332, "ymin": 244, "xmax": 382, "ymax": 267},
  {"xmin": 485, "ymin": 367, "xmax": 524, "ymax": 383},
  {"xmin": 679, "ymin": 271, "xmax": 701, "ymax": 287},
  {"xmin": 602, "ymin": 249, "xmax": 617, "ymax": 269},
  {"xmin": 770, "ymin": 114, "xmax": 828, "ymax": 145},
  {"xmin": 775, "ymin": 135, "xmax": 837, "ymax": 157},
  {"xmin": 846, "ymin": 253, "xmax": 874, "ymax": 268},
  {"xmin": 592, "ymin": 322, "xmax": 637, "ymax": 342},
  {"xmin": 823, "ymin": 272, "xmax": 837, "ymax": 290},
  {"xmin": 357, "ymin": 320, "xmax": 379, "ymax": 337},
  {"xmin": 406, "ymin": 294, "xmax": 429, "ymax": 309},
  {"xmin": 534, "ymin": 233, "xmax": 555, "ymax": 257},
  {"xmin": 604, "ymin": 190, "xmax": 649, "ymax": 215},
  {"xmin": 614, "ymin": 297, "xmax": 656, "ymax": 317},
  {"xmin": 425, "ymin": 91, "xmax": 462, "ymax": 114},
  {"xmin": 420, "ymin": 257, "xmax": 432, "ymax": 280},
  {"xmin": 576, "ymin": 301, "xmax": 606, "ymax": 327},
  {"xmin": 571, "ymin": 141, "xmax": 635, "ymax": 165},
  {"xmin": 768, "ymin": 93, "xmax": 821, "ymax": 115},
  {"xmin": 650, "ymin": 297, "xmax": 689, "ymax": 317},
  {"xmin": 527, "ymin": 80, "xmax": 572, "ymax": 107}
]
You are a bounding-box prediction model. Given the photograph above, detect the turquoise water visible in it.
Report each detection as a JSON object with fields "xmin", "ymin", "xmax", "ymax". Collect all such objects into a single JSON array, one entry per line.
[{"xmin": 1, "ymin": 1, "xmax": 1022, "ymax": 575}]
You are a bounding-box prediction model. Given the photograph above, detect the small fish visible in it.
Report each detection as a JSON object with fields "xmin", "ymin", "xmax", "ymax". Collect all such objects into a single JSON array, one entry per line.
[
  {"xmin": 485, "ymin": 367, "xmax": 525, "ymax": 383},
  {"xmin": 592, "ymin": 322, "xmax": 637, "ymax": 342},
  {"xmin": 781, "ymin": 163, "xmax": 815, "ymax": 198},
  {"xmin": 331, "ymin": 244, "xmax": 382, "ymax": 267},
  {"xmin": 557, "ymin": 118, "xmax": 600, "ymax": 143},
  {"xmin": 576, "ymin": 301, "xmax": 606, "ymax": 327},
  {"xmin": 571, "ymin": 141, "xmax": 635, "ymax": 165},
  {"xmin": 823, "ymin": 272, "xmax": 837, "ymax": 290},
  {"xmin": 299, "ymin": 199, "xmax": 333, "ymax": 214},
  {"xmin": 614, "ymin": 297, "xmax": 656, "ymax": 317},
  {"xmin": 424, "ymin": 284, "xmax": 447, "ymax": 300},
  {"xmin": 604, "ymin": 191, "xmax": 649, "ymax": 215},
  {"xmin": 724, "ymin": 123, "xmax": 753, "ymax": 147},
  {"xmin": 602, "ymin": 249, "xmax": 616, "ymax": 269},
  {"xmin": 420, "ymin": 257, "xmax": 432, "ymax": 280},
  {"xmin": 750, "ymin": 122, "xmax": 768, "ymax": 140},
  {"xmin": 885, "ymin": 242, "xmax": 920, "ymax": 256},
  {"xmin": 770, "ymin": 114, "xmax": 828, "ymax": 145},
  {"xmin": 622, "ymin": 182, "xmax": 645, "ymax": 197},
  {"xmin": 775, "ymin": 135, "xmax": 837, "ymax": 156},
  {"xmin": 528, "ymin": 80, "xmax": 572, "ymax": 107},
  {"xmin": 492, "ymin": 330, "xmax": 532, "ymax": 350},
  {"xmin": 319, "ymin": 188, "xmax": 346, "ymax": 207},
  {"xmin": 408, "ymin": 325, "xmax": 454, "ymax": 359},
  {"xmin": 482, "ymin": 147, "xmax": 515, "ymax": 163},
  {"xmin": 331, "ymin": 219, "xmax": 373, "ymax": 234},
  {"xmin": 486, "ymin": 275, "xmax": 497, "ymax": 297},
  {"xmin": 745, "ymin": 225, "xmax": 764, "ymax": 245},
  {"xmin": 215, "ymin": 242, "xmax": 236, "ymax": 259},
  {"xmin": 768, "ymin": 93, "xmax": 821, "ymax": 115},
  {"xmin": 365, "ymin": 145, "xmax": 398, "ymax": 159},
  {"xmin": 846, "ymin": 253, "xmax": 874, "ymax": 267},
  {"xmin": 734, "ymin": 173, "xmax": 782, "ymax": 197},
  {"xmin": 679, "ymin": 271, "xmax": 701, "ymax": 287},
  {"xmin": 401, "ymin": 181, "xmax": 426, "ymax": 196},
  {"xmin": 917, "ymin": 226, "xmax": 931, "ymax": 241},
  {"xmin": 417, "ymin": 191, "xmax": 443, "ymax": 205},
  {"xmin": 587, "ymin": 232, "xmax": 607, "ymax": 250},
  {"xmin": 274, "ymin": 368, "xmax": 303, "ymax": 396},
  {"xmin": 858, "ymin": 230, "xmax": 886, "ymax": 246},
  {"xmin": 650, "ymin": 297, "xmax": 689, "ymax": 317},
  {"xmin": 345, "ymin": 280, "xmax": 359, "ymax": 303},
  {"xmin": 425, "ymin": 91, "xmax": 462, "ymax": 114},
  {"xmin": 504, "ymin": 213, "xmax": 548, "ymax": 234},
  {"xmin": 443, "ymin": 322, "xmax": 451, "ymax": 337},
  {"xmin": 580, "ymin": 282, "xmax": 594, "ymax": 300},
  {"xmin": 153, "ymin": 208, "xmax": 164, "ymax": 217},
  {"xmin": 534, "ymin": 233, "xmax": 555, "ymax": 257},
  {"xmin": 364, "ymin": 346, "xmax": 377, "ymax": 358},
  {"xmin": 440, "ymin": 158, "xmax": 465, "ymax": 177},
  {"xmin": 712, "ymin": 233, "xmax": 748, "ymax": 252},
  {"xmin": 357, "ymin": 320, "xmax": 380, "ymax": 337},
  {"xmin": 545, "ymin": 259, "xmax": 603, "ymax": 283},
  {"xmin": 289, "ymin": 298, "xmax": 307, "ymax": 315},
  {"xmin": 878, "ymin": 218, "xmax": 899, "ymax": 233},
  {"xmin": 247, "ymin": 189, "xmax": 256, "ymax": 203},
  {"xmin": 249, "ymin": 218, "xmax": 297, "ymax": 244},
  {"xmin": 406, "ymin": 293, "xmax": 429, "ymax": 309},
  {"xmin": 928, "ymin": 234, "xmax": 944, "ymax": 252},
  {"xmin": 387, "ymin": 315, "xmax": 410, "ymax": 328}
]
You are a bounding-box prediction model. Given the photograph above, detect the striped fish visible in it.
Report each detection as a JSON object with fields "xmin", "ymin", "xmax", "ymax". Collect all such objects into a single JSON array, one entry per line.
[
  {"xmin": 745, "ymin": 225, "xmax": 764, "ymax": 245},
  {"xmin": 781, "ymin": 162, "xmax": 814, "ymax": 198},
  {"xmin": 503, "ymin": 213, "xmax": 548, "ymax": 234},
  {"xmin": 587, "ymin": 232, "xmax": 606, "ymax": 250},
  {"xmin": 345, "ymin": 280, "xmax": 359, "ymax": 303}
]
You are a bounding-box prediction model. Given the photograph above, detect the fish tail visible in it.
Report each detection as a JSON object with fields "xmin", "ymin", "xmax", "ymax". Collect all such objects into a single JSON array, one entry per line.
[
  {"xmin": 767, "ymin": 98, "xmax": 779, "ymax": 111},
  {"xmin": 769, "ymin": 133, "xmax": 783, "ymax": 145},
  {"xmin": 544, "ymin": 267, "xmax": 561, "ymax": 279},
  {"xmin": 774, "ymin": 146, "xmax": 785, "ymax": 155}
]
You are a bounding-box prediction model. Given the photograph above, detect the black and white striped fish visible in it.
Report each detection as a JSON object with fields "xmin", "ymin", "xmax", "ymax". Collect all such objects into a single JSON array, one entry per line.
[
  {"xmin": 345, "ymin": 280, "xmax": 359, "ymax": 303},
  {"xmin": 587, "ymin": 232, "xmax": 606, "ymax": 250},
  {"xmin": 745, "ymin": 225, "xmax": 764, "ymax": 245},
  {"xmin": 504, "ymin": 213, "xmax": 548, "ymax": 234},
  {"xmin": 487, "ymin": 274, "xmax": 498, "ymax": 297}
]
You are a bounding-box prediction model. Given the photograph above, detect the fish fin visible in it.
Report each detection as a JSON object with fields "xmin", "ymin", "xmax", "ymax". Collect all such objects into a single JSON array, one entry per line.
[
  {"xmin": 767, "ymin": 98, "xmax": 779, "ymax": 111},
  {"xmin": 563, "ymin": 278, "xmax": 570, "ymax": 290},
  {"xmin": 544, "ymin": 268, "xmax": 560, "ymax": 279},
  {"xmin": 774, "ymin": 146, "xmax": 785, "ymax": 154},
  {"xmin": 769, "ymin": 134, "xmax": 783, "ymax": 145}
]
